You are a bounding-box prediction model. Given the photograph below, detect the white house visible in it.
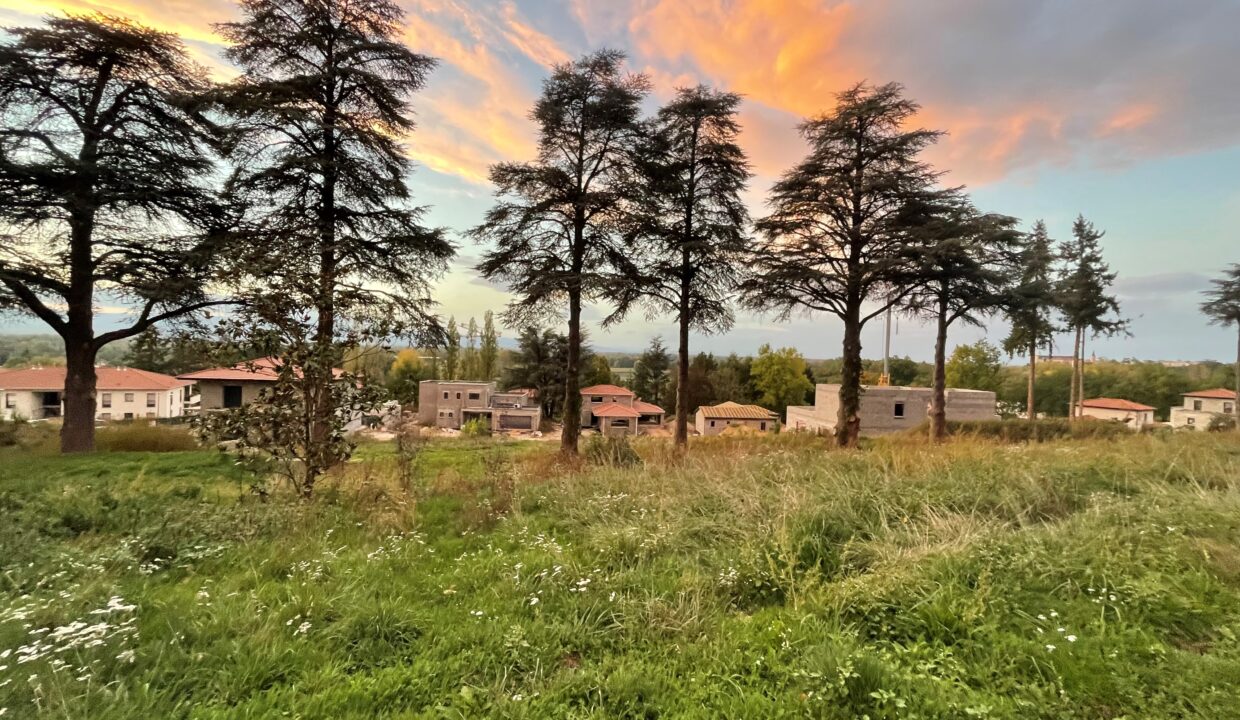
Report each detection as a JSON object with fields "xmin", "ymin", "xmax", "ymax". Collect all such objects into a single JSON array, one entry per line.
[
  {"xmin": 1076, "ymin": 398, "xmax": 1156, "ymax": 430},
  {"xmin": 1169, "ymin": 388, "xmax": 1237, "ymax": 430},
  {"xmin": 0, "ymin": 366, "xmax": 190, "ymax": 421}
]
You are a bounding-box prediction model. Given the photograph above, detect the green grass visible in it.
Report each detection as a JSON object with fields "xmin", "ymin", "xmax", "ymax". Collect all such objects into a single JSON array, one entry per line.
[{"xmin": 2, "ymin": 433, "xmax": 1240, "ymax": 718}]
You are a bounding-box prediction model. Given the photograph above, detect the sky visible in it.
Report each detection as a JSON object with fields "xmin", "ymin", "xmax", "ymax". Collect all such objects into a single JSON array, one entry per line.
[{"xmin": 1, "ymin": 0, "xmax": 1238, "ymax": 362}]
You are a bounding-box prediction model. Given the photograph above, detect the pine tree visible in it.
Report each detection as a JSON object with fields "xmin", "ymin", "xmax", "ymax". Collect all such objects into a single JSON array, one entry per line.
[
  {"xmin": 740, "ymin": 82, "xmax": 945, "ymax": 447},
  {"xmin": 0, "ymin": 15, "xmax": 227, "ymax": 452},
  {"xmin": 123, "ymin": 328, "xmax": 170, "ymax": 374},
  {"xmin": 1002, "ymin": 220, "xmax": 1059, "ymax": 418},
  {"xmin": 1201, "ymin": 263, "xmax": 1240, "ymax": 429},
  {"xmin": 472, "ymin": 51, "xmax": 650, "ymax": 455},
  {"xmin": 1056, "ymin": 216, "xmax": 1125, "ymax": 419},
  {"xmin": 632, "ymin": 86, "xmax": 752, "ymax": 447},
  {"xmin": 632, "ymin": 336, "xmax": 671, "ymax": 407}
]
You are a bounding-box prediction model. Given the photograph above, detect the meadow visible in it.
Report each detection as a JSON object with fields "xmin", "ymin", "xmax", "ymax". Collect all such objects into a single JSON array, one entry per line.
[{"xmin": 1, "ymin": 430, "xmax": 1239, "ymax": 718}]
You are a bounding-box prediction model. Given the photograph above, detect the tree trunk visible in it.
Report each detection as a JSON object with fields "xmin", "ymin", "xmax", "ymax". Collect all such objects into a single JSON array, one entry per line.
[
  {"xmin": 1026, "ymin": 340, "xmax": 1037, "ymax": 420},
  {"xmin": 1233, "ymin": 327, "xmax": 1239, "ymax": 431},
  {"xmin": 561, "ymin": 287, "xmax": 583, "ymax": 455},
  {"xmin": 929, "ymin": 306, "xmax": 948, "ymax": 442},
  {"xmin": 836, "ymin": 302, "xmax": 863, "ymax": 448},
  {"xmin": 61, "ymin": 333, "xmax": 98, "ymax": 453},
  {"xmin": 1068, "ymin": 326, "xmax": 1081, "ymax": 420},
  {"xmin": 674, "ymin": 250, "xmax": 691, "ymax": 449},
  {"xmin": 1077, "ymin": 332, "xmax": 1088, "ymax": 417}
]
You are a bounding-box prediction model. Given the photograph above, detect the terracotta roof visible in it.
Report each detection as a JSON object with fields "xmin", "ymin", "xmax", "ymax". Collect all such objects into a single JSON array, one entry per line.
[
  {"xmin": 698, "ymin": 401, "xmax": 777, "ymax": 420},
  {"xmin": 581, "ymin": 384, "xmax": 635, "ymax": 397},
  {"xmin": 632, "ymin": 400, "xmax": 665, "ymax": 414},
  {"xmin": 1080, "ymin": 398, "xmax": 1155, "ymax": 412},
  {"xmin": 178, "ymin": 357, "xmax": 343, "ymax": 382},
  {"xmin": 590, "ymin": 403, "xmax": 640, "ymax": 418},
  {"xmin": 1183, "ymin": 388, "xmax": 1237, "ymax": 400},
  {"xmin": 0, "ymin": 366, "xmax": 189, "ymax": 391}
]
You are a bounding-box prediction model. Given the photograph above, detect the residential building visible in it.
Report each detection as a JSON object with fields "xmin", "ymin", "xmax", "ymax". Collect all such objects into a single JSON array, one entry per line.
[
  {"xmin": 178, "ymin": 357, "xmax": 344, "ymax": 411},
  {"xmin": 1076, "ymin": 398, "xmax": 1156, "ymax": 429},
  {"xmin": 0, "ymin": 366, "xmax": 190, "ymax": 421},
  {"xmin": 1169, "ymin": 388, "xmax": 1237, "ymax": 431},
  {"xmin": 786, "ymin": 384, "xmax": 997, "ymax": 436},
  {"xmin": 579, "ymin": 384, "xmax": 665, "ymax": 437},
  {"xmin": 695, "ymin": 401, "xmax": 778, "ymax": 436},
  {"xmin": 416, "ymin": 381, "xmax": 541, "ymax": 431}
]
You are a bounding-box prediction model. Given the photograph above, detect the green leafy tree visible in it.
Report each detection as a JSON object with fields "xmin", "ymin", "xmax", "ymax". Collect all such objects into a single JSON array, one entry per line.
[
  {"xmin": 1201, "ymin": 263, "xmax": 1240, "ymax": 428},
  {"xmin": 1003, "ymin": 220, "xmax": 1059, "ymax": 418},
  {"xmin": 904, "ymin": 198, "xmax": 1018, "ymax": 440},
  {"xmin": 632, "ymin": 86, "xmax": 752, "ymax": 446},
  {"xmin": 213, "ymin": 0, "xmax": 453, "ymax": 494},
  {"xmin": 442, "ymin": 316, "xmax": 460, "ymax": 381},
  {"xmin": 472, "ymin": 51, "xmax": 650, "ymax": 455},
  {"xmin": 481, "ymin": 311, "xmax": 500, "ymax": 381},
  {"xmin": 0, "ymin": 15, "xmax": 228, "ymax": 452},
  {"xmin": 1057, "ymin": 216, "xmax": 1125, "ymax": 419},
  {"xmin": 460, "ymin": 316, "xmax": 481, "ymax": 380},
  {"xmin": 387, "ymin": 349, "xmax": 433, "ymax": 406},
  {"xmin": 632, "ymin": 336, "xmax": 672, "ymax": 407},
  {"xmin": 712, "ymin": 353, "xmax": 755, "ymax": 404},
  {"xmin": 750, "ymin": 344, "xmax": 814, "ymax": 416},
  {"xmin": 740, "ymin": 82, "xmax": 945, "ymax": 447},
  {"xmin": 584, "ymin": 355, "xmax": 613, "ymax": 387},
  {"xmin": 945, "ymin": 340, "xmax": 1004, "ymax": 393}
]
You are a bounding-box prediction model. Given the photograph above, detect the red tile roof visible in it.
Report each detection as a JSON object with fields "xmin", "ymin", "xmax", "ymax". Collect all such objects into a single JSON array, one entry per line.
[
  {"xmin": 0, "ymin": 366, "xmax": 189, "ymax": 391},
  {"xmin": 581, "ymin": 384, "xmax": 635, "ymax": 397},
  {"xmin": 698, "ymin": 401, "xmax": 777, "ymax": 419},
  {"xmin": 632, "ymin": 400, "xmax": 665, "ymax": 414},
  {"xmin": 178, "ymin": 357, "xmax": 343, "ymax": 382},
  {"xmin": 1080, "ymin": 398, "xmax": 1155, "ymax": 412},
  {"xmin": 590, "ymin": 403, "xmax": 640, "ymax": 418},
  {"xmin": 1183, "ymin": 388, "xmax": 1237, "ymax": 400}
]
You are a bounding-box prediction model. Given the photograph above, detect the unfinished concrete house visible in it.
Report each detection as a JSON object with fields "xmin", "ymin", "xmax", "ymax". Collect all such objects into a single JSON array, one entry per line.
[
  {"xmin": 416, "ymin": 381, "xmax": 541, "ymax": 431},
  {"xmin": 579, "ymin": 384, "xmax": 665, "ymax": 437},
  {"xmin": 786, "ymin": 383, "xmax": 997, "ymax": 436},
  {"xmin": 695, "ymin": 401, "xmax": 778, "ymax": 436}
]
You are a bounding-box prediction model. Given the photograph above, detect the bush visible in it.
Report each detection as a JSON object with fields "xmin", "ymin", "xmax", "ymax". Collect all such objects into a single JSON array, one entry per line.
[
  {"xmin": 95, "ymin": 422, "xmax": 199, "ymax": 452},
  {"xmin": 584, "ymin": 435, "xmax": 641, "ymax": 467},
  {"xmin": 460, "ymin": 418, "xmax": 490, "ymax": 438},
  {"xmin": 1207, "ymin": 414, "xmax": 1237, "ymax": 432}
]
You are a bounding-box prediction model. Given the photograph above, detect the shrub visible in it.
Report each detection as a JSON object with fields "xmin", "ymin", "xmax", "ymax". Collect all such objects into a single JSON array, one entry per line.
[
  {"xmin": 95, "ymin": 422, "xmax": 199, "ymax": 452},
  {"xmin": 460, "ymin": 418, "xmax": 490, "ymax": 438},
  {"xmin": 1207, "ymin": 414, "xmax": 1237, "ymax": 432},
  {"xmin": 584, "ymin": 435, "xmax": 642, "ymax": 467}
]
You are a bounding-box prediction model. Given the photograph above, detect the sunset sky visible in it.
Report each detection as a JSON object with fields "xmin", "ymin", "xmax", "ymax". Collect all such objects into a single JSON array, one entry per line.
[{"xmin": 2, "ymin": 0, "xmax": 1238, "ymax": 362}]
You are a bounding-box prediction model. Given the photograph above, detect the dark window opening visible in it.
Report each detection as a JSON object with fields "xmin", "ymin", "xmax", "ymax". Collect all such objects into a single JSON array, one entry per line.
[
  {"xmin": 223, "ymin": 385, "xmax": 243, "ymax": 409},
  {"xmin": 467, "ymin": 392, "xmax": 481, "ymax": 401},
  {"xmin": 1193, "ymin": 400, "xmax": 1203, "ymax": 411},
  {"xmin": 894, "ymin": 402, "xmax": 905, "ymax": 418},
  {"xmin": 101, "ymin": 393, "xmax": 112, "ymax": 408},
  {"xmin": 146, "ymin": 393, "xmax": 156, "ymax": 408}
]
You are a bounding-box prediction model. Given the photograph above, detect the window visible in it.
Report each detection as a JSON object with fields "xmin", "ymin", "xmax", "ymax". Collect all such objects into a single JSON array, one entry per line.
[
  {"xmin": 710, "ymin": 420, "xmax": 716, "ymax": 427},
  {"xmin": 146, "ymin": 412, "xmax": 155, "ymax": 418},
  {"xmin": 146, "ymin": 393, "xmax": 156, "ymax": 408},
  {"xmin": 590, "ymin": 396, "xmax": 603, "ymax": 403},
  {"xmin": 1193, "ymin": 400, "xmax": 1203, "ymax": 411},
  {"xmin": 4, "ymin": 393, "xmax": 14, "ymax": 409},
  {"xmin": 101, "ymin": 393, "xmax": 112, "ymax": 408},
  {"xmin": 123, "ymin": 412, "xmax": 134, "ymax": 420},
  {"xmin": 100, "ymin": 413, "xmax": 111, "ymax": 420},
  {"xmin": 456, "ymin": 392, "xmax": 462, "ymax": 400},
  {"xmin": 443, "ymin": 391, "xmax": 449, "ymax": 400},
  {"xmin": 448, "ymin": 411, "xmax": 454, "ymax": 418},
  {"xmin": 760, "ymin": 422, "xmax": 767, "ymax": 431},
  {"xmin": 894, "ymin": 402, "xmax": 905, "ymax": 418},
  {"xmin": 123, "ymin": 392, "xmax": 134, "ymax": 403},
  {"xmin": 467, "ymin": 392, "xmax": 481, "ymax": 401},
  {"xmin": 1226, "ymin": 403, "xmax": 1235, "ymax": 414},
  {"xmin": 223, "ymin": 385, "xmax": 243, "ymax": 409},
  {"xmin": 1187, "ymin": 417, "xmax": 1195, "ymax": 425}
]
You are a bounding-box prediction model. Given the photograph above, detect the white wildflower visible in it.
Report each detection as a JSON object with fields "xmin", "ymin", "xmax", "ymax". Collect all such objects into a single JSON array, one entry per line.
[
  {"xmin": 1066, "ymin": 635, "xmax": 1077, "ymax": 642},
  {"xmin": 1045, "ymin": 644, "xmax": 1056, "ymax": 652}
]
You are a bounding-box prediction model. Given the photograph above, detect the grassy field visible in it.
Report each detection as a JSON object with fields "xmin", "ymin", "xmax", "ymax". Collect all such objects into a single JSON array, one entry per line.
[{"xmin": 2, "ymin": 431, "xmax": 1240, "ymax": 718}]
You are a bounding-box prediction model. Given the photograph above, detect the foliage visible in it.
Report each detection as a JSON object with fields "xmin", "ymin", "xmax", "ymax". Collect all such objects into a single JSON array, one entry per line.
[
  {"xmin": 946, "ymin": 340, "xmax": 1005, "ymax": 392},
  {"xmin": 472, "ymin": 50, "xmax": 650, "ymax": 454},
  {"xmin": 460, "ymin": 418, "xmax": 490, "ymax": 439},
  {"xmin": 1200, "ymin": 263, "xmax": 1240, "ymax": 428},
  {"xmin": 631, "ymin": 336, "xmax": 671, "ymax": 406},
  {"xmin": 750, "ymin": 344, "xmax": 814, "ymax": 415},
  {"xmin": 442, "ymin": 316, "xmax": 460, "ymax": 381},
  {"xmin": 583, "ymin": 434, "xmax": 642, "ymax": 467},
  {"xmin": 1003, "ymin": 220, "xmax": 1060, "ymax": 359},
  {"xmin": 387, "ymin": 349, "xmax": 434, "ymax": 406},
  {"xmin": 920, "ymin": 417, "xmax": 1136, "ymax": 442},
  {"xmin": 0, "ymin": 13, "xmax": 227, "ymax": 452},
  {"xmin": 481, "ymin": 311, "xmax": 501, "ymax": 382},
  {"xmin": 3, "ymin": 434, "xmax": 1240, "ymax": 717},
  {"xmin": 95, "ymin": 423, "xmax": 200, "ymax": 452},
  {"xmin": 740, "ymin": 82, "xmax": 946, "ymax": 447}
]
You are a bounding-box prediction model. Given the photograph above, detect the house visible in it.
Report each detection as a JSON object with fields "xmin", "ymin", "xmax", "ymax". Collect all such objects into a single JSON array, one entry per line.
[
  {"xmin": 1169, "ymin": 388, "xmax": 1237, "ymax": 430},
  {"xmin": 416, "ymin": 381, "xmax": 541, "ymax": 431},
  {"xmin": 177, "ymin": 357, "xmax": 344, "ymax": 411},
  {"xmin": 695, "ymin": 401, "xmax": 778, "ymax": 436},
  {"xmin": 0, "ymin": 366, "xmax": 190, "ymax": 421},
  {"xmin": 1076, "ymin": 398, "xmax": 1156, "ymax": 429},
  {"xmin": 786, "ymin": 383, "xmax": 997, "ymax": 436},
  {"xmin": 579, "ymin": 384, "xmax": 665, "ymax": 437}
]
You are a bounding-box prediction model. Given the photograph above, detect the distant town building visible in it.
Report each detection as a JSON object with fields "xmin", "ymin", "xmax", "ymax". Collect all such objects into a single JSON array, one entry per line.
[
  {"xmin": 786, "ymin": 384, "xmax": 997, "ymax": 436},
  {"xmin": 1169, "ymin": 388, "xmax": 1237, "ymax": 430},
  {"xmin": 0, "ymin": 366, "xmax": 190, "ymax": 421},
  {"xmin": 416, "ymin": 381, "xmax": 541, "ymax": 431},
  {"xmin": 695, "ymin": 401, "xmax": 778, "ymax": 436},
  {"xmin": 579, "ymin": 384, "xmax": 665, "ymax": 437},
  {"xmin": 1076, "ymin": 398, "xmax": 1156, "ymax": 430},
  {"xmin": 1039, "ymin": 353, "xmax": 1097, "ymax": 365},
  {"xmin": 178, "ymin": 357, "xmax": 345, "ymax": 412}
]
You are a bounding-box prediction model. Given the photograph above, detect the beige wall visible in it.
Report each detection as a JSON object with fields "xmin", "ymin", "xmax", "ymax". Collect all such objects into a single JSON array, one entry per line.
[
  {"xmin": 1, "ymin": 390, "xmax": 41, "ymax": 421},
  {"xmin": 198, "ymin": 381, "xmax": 270, "ymax": 411},
  {"xmin": 1079, "ymin": 406, "xmax": 1153, "ymax": 429},
  {"xmin": 694, "ymin": 411, "xmax": 776, "ymax": 436},
  {"xmin": 2, "ymin": 387, "xmax": 185, "ymax": 421},
  {"xmin": 786, "ymin": 384, "xmax": 997, "ymax": 436},
  {"xmin": 1170, "ymin": 395, "xmax": 1237, "ymax": 431},
  {"xmin": 580, "ymin": 393, "xmax": 635, "ymax": 427}
]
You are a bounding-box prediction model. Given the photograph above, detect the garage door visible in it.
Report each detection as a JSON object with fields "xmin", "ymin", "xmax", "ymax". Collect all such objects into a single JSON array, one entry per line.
[{"xmin": 502, "ymin": 415, "xmax": 533, "ymax": 429}]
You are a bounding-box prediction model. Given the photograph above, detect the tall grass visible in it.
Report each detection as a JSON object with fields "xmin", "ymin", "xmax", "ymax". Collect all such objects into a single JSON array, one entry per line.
[{"xmin": 1, "ymin": 433, "xmax": 1238, "ymax": 718}]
